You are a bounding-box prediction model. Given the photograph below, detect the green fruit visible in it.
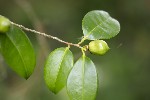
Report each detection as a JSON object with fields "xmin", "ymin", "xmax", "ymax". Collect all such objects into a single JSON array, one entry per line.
[
  {"xmin": 0, "ymin": 15, "xmax": 10, "ymax": 33},
  {"xmin": 89, "ymin": 40, "xmax": 109, "ymax": 55}
]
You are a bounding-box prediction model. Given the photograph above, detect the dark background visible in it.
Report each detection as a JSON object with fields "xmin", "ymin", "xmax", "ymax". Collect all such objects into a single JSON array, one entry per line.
[{"xmin": 0, "ymin": 0, "xmax": 150, "ymax": 100}]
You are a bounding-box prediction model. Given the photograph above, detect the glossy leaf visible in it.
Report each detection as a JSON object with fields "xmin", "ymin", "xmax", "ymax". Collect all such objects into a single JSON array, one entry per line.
[
  {"xmin": 67, "ymin": 55, "xmax": 98, "ymax": 100},
  {"xmin": 0, "ymin": 26, "xmax": 36, "ymax": 79},
  {"xmin": 82, "ymin": 10, "xmax": 120, "ymax": 40},
  {"xmin": 44, "ymin": 47, "xmax": 73, "ymax": 94}
]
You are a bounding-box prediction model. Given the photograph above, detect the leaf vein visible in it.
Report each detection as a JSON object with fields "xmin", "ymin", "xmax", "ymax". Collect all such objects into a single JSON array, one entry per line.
[
  {"xmin": 86, "ymin": 16, "xmax": 111, "ymax": 38},
  {"xmin": 82, "ymin": 55, "xmax": 85, "ymax": 100},
  {"xmin": 6, "ymin": 33, "xmax": 28, "ymax": 78},
  {"xmin": 54, "ymin": 47, "xmax": 69, "ymax": 92}
]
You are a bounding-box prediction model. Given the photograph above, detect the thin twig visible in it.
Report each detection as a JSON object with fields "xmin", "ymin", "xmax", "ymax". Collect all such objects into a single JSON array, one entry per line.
[{"xmin": 10, "ymin": 21, "xmax": 82, "ymax": 49}]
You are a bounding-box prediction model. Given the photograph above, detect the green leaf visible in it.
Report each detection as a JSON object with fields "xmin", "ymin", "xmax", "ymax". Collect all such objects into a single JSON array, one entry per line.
[
  {"xmin": 82, "ymin": 10, "xmax": 120, "ymax": 40},
  {"xmin": 67, "ymin": 55, "xmax": 98, "ymax": 100},
  {"xmin": 44, "ymin": 47, "xmax": 73, "ymax": 94},
  {"xmin": 0, "ymin": 26, "xmax": 36, "ymax": 79}
]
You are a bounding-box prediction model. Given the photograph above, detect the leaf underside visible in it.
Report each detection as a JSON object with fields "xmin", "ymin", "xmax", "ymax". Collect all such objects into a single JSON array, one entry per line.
[
  {"xmin": 82, "ymin": 10, "xmax": 120, "ymax": 40},
  {"xmin": 44, "ymin": 47, "xmax": 73, "ymax": 94},
  {"xmin": 67, "ymin": 55, "xmax": 98, "ymax": 100},
  {"xmin": 0, "ymin": 25, "xmax": 36, "ymax": 79}
]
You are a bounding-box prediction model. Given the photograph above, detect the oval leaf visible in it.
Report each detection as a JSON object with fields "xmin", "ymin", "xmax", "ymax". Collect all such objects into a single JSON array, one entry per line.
[
  {"xmin": 82, "ymin": 10, "xmax": 120, "ymax": 40},
  {"xmin": 44, "ymin": 47, "xmax": 73, "ymax": 94},
  {"xmin": 67, "ymin": 55, "xmax": 98, "ymax": 100},
  {"xmin": 0, "ymin": 26, "xmax": 36, "ymax": 79}
]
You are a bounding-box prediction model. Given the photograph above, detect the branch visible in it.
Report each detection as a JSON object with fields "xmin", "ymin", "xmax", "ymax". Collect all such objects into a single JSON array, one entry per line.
[{"xmin": 10, "ymin": 21, "xmax": 82, "ymax": 49}]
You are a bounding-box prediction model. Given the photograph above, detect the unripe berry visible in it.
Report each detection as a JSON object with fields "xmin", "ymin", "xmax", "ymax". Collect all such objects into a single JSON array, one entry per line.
[
  {"xmin": 89, "ymin": 40, "xmax": 109, "ymax": 55},
  {"xmin": 0, "ymin": 15, "xmax": 10, "ymax": 33}
]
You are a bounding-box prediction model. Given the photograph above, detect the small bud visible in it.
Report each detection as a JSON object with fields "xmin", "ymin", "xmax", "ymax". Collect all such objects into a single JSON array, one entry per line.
[
  {"xmin": 0, "ymin": 15, "xmax": 10, "ymax": 33},
  {"xmin": 89, "ymin": 40, "xmax": 109, "ymax": 55}
]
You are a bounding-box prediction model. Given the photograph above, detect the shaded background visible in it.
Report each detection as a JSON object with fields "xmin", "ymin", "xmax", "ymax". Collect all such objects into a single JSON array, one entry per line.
[{"xmin": 0, "ymin": 0, "xmax": 150, "ymax": 100}]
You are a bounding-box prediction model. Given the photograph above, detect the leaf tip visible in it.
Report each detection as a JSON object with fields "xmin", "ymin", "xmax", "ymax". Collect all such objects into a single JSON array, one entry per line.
[
  {"xmin": 24, "ymin": 75, "xmax": 30, "ymax": 80},
  {"xmin": 52, "ymin": 90, "xmax": 59, "ymax": 94}
]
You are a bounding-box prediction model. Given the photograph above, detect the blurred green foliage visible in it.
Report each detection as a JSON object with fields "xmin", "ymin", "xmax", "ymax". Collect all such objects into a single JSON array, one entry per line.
[{"xmin": 0, "ymin": 0, "xmax": 150, "ymax": 100}]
